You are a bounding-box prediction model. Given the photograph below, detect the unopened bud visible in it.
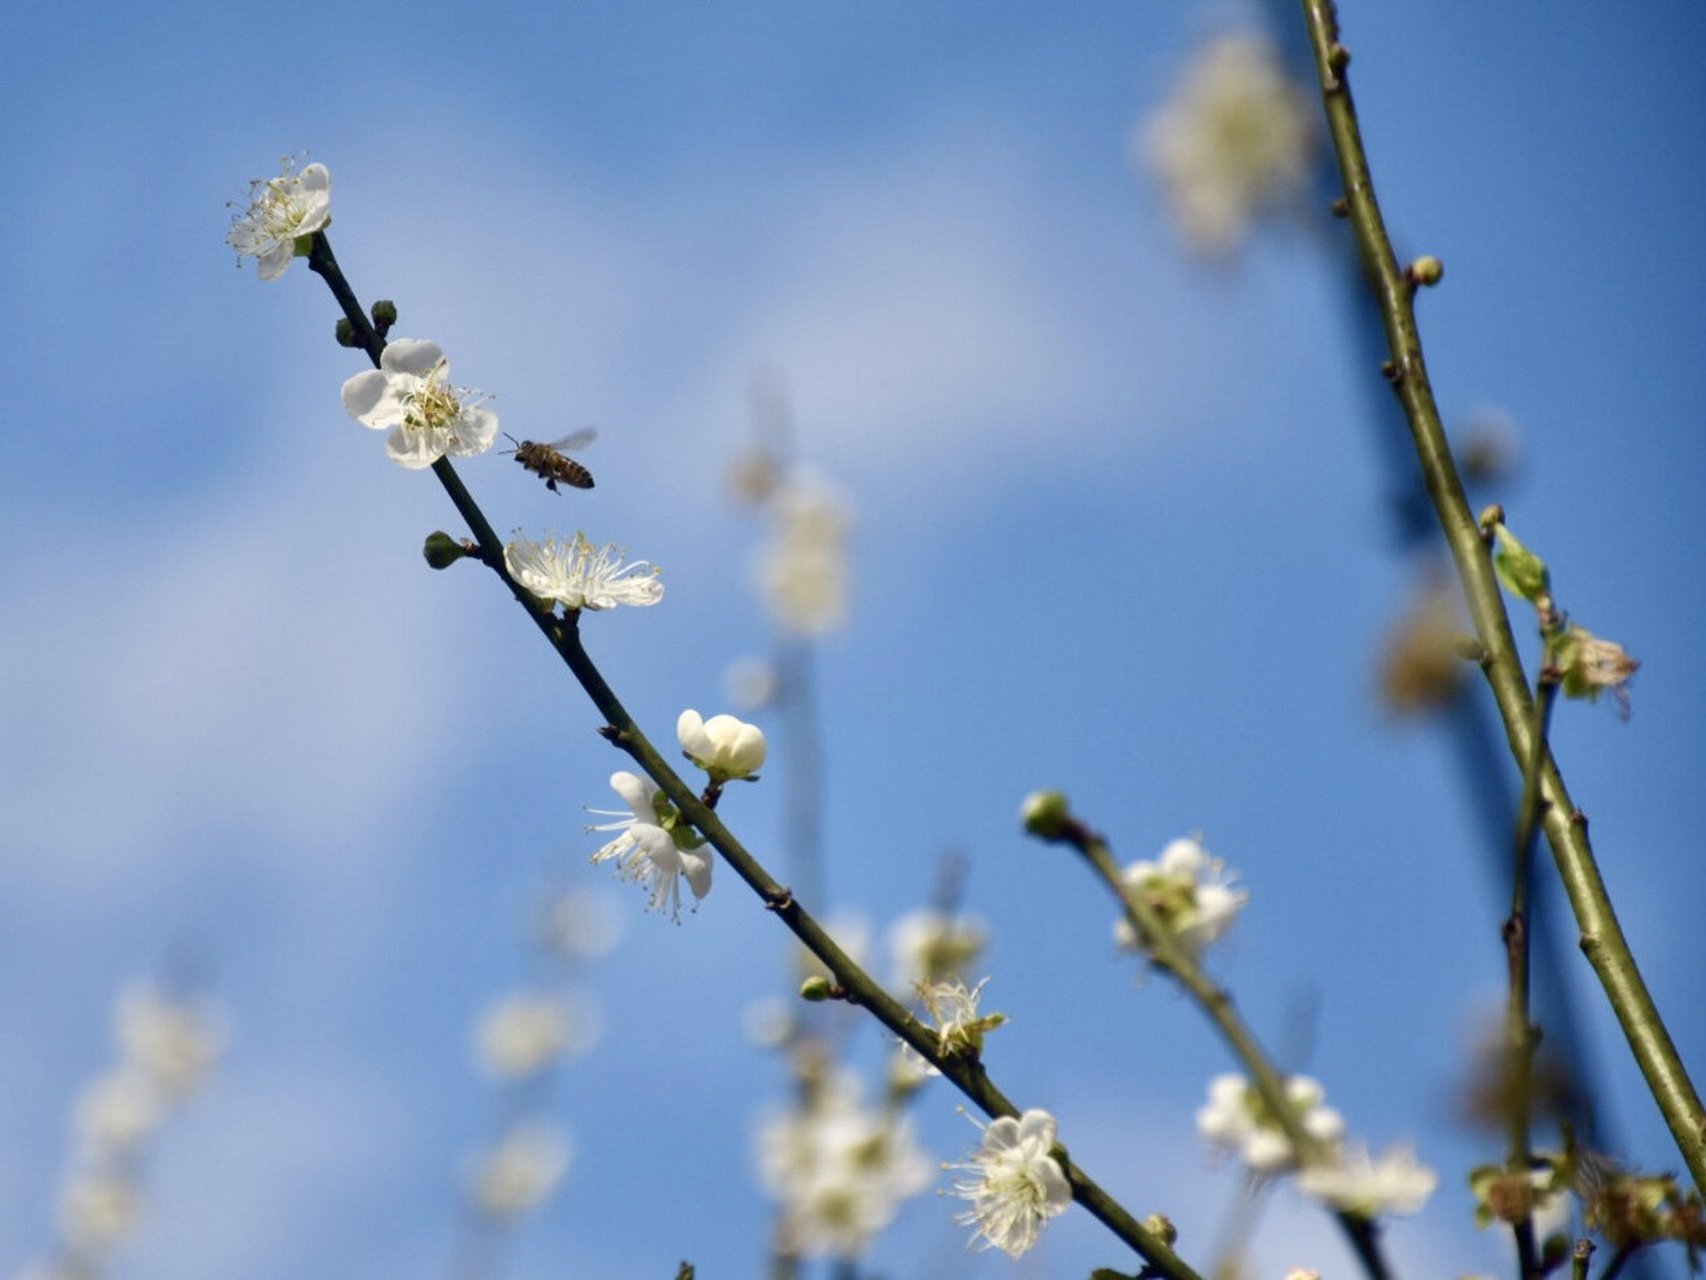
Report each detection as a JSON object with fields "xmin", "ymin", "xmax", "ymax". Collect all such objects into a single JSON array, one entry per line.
[
  {"xmin": 1408, "ymin": 255, "xmax": 1444, "ymax": 287},
  {"xmin": 1020, "ymin": 790, "xmax": 1071, "ymax": 842},
  {"xmin": 370, "ymin": 299, "xmax": 398, "ymax": 328},
  {"xmin": 334, "ymin": 317, "xmax": 359, "ymax": 347},
  {"xmin": 422, "ymin": 531, "xmax": 471, "ymax": 569},
  {"xmin": 799, "ymin": 975, "xmax": 833, "ymax": 1003},
  {"xmin": 1143, "ymin": 1213, "xmax": 1178, "ymax": 1246}
]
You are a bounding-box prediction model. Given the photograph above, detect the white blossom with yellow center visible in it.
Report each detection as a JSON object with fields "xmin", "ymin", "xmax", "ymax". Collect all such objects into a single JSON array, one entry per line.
[
  {"xmin": 341, "ymin": 339, "xmax": 500, "ymax": 469},
  {"xmin": 946, "ymin": 1108, "xmax": 1072, "ymax": 1257},
  {"xmin": 505, "ymin": 533, "xmax": 663, "ymax": 612},
  {"xmin": 226, "ymin": 157, "xmax": 331, "ymax": 280}
]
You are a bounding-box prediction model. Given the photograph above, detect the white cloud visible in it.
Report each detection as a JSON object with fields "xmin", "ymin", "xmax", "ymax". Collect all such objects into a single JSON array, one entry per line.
[{"xmin": 0, "ymin": 442, "xmax": 474, "ymax": 900}]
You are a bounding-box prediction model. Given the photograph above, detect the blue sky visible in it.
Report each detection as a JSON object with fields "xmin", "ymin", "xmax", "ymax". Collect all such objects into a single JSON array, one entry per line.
[{"xmin": 3, "ymin": 2, "xmax": 1703, "ymax": 1277}]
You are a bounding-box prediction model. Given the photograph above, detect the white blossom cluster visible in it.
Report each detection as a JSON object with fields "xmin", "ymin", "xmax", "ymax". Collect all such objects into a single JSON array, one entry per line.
[
  {"xmin": 24, "ymin": 985, "xmax": 225, "ymax": 1279},
  {"xmin": 757, "ymin": 1069, "xmax": 933, "ymax": 1259},
  {"xmin": 1197, "ymin": 1073, "xmax": 1437, "ymax": 1218},
  {"xmin": 1114, "ymin": 835, "xmax": 1248, "ymax": 960}
]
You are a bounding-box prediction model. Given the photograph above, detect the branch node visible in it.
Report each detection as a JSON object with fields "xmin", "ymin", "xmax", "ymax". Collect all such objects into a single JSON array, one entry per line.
[
  {"xmin": 1379, "ymin": 358, "xmax": 1402, "ymax": 385},
  {"xmin": 763, "ymin": 885, "xmax": 795, "ymax": 912},
  {"xmin": 1329, "ymin": 195, "xmax": 1350, "ymax": 218}
]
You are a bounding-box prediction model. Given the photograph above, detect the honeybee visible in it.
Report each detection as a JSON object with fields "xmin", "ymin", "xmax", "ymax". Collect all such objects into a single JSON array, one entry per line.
[{"xmin": 502, "ymin": 428, "xmax": 597, "ymax": 492}]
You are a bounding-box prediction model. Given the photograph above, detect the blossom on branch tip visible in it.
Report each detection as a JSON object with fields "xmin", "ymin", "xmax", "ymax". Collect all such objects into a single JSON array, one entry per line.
[
  {"xmin": 341, "ymin": 339, "xmax": 499, "ymax": 469},
  {"xmin": 677, "ymin": 709, "xmax": 766, "ymax": 781},
  {"xmin": 1114, "ymin": 836, "xmax": 1247, "ymax": 960},
  {"xmin": 226, "ymin": 156, "xmax": 330, "ymax": 280},
  {"xmin": 587, "ymin": 771, "xmax": 710, "ymax": 919},
  {"xmin": 945, "ymin": 1108, "xmax": 1072, "ymax": 1257},
  {"xmin": 1299, "ymin": 1142, "xmax": 1437, "ymax": 1218},
  {"xmin": 504, "ymin": 533, "xmax": 663, "ymax": 612},
  {"xmin": 1196, "ymin": 1073, "xmax": 1343, "ymax": 1175}
]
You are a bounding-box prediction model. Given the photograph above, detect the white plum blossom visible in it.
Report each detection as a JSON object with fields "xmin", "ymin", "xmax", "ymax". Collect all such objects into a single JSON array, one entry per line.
[
  {"xmin": 1300, "ymin": 1142, "xmax": 1438, "ymax": 1218},
  {"xmin": 226, "ymin": 156, "xmax": 330, "ymax": 280},
  {"xmin": 918, "ymin": 977, "xmax": 1006, "ymax": 1060},
  {"xmin": 1197, "ymin": 1073, "xmax": 1344, "ymax": 1175},
  {"xmin": 1114, "ymin": 836, "xmax": 1248, "ymax": 960},
  {"xmin": 677, "ymin": 709, "xmax": 767, "ymax": 782},
  {"xmin": 946, "ymin": 1108, "xmax": 1073, "ymax": 1257},
  {"xmin": 469, "ymin": 1123, "xmax": 570, "ymax": 1223},
  {"xmin": 587, "ymin": 771, "xmax": 712, "ymax": 918},
  {"xmin": 889, "ymin": 908, "xmax": 988, "ymax": 988},
  {"xmin": 504, "ymin": 533, "xmax": 663, "ymax": 612},
  {"xmin": 756, "ymin": 471, "xmax": 853, "ymax": 636},
  {"xmin": 1139, "ymin": 32, "xmax": 1314, "ymax": 257},
  {"xmin": 758, "ymin": 1070, "xmax": 933, "ymax": 1259},
  {"xmin": 341, "ymin": 339, "xmax": 500, "ymax": 469}
]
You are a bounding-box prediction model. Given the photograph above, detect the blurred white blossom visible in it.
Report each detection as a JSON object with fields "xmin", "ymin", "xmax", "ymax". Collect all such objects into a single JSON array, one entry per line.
[
  {"xmin": 470, "ymin": 1123, "xmax": 571, "ymax": 1223},
  {"xmin": 1140, "ymin": 32, "xmax": 1314, "ymax": 256},
  {"xmin": 543, "ymin": 887, "xmax": 625, "ymax": 959},
  {"xmin": 946, "ymin": 1108, "xmax": 1072, "ymax": 1257},
  {"xmin": 1300, "ymin": 1142, "xmax": 1438, "ymax": 1217},
  {"xmin": 677, "ymin": 709, "xmax": 767, "ymax": 782},
  {"xmin": 758, "ymin": 1070, "xmax": 932, "ymax": 1258},
  {"xmin": 1197, "ymin": 1073, "xmax": 1344, "ymax": 1174},
  {"xmin": 74, "ymin": 1071, "xmax": 160, "ymax": 1155},
  {"xmin": 226, "ymin": 156, "xmax": 330, "ymax": 280},
  {"xmin": 59, "ymin": 1174, "xmax": 141, "ymax": 1255},
  {"xmin": 721, "ymin": 656, "xmax": 780, "ymax": 711},
  {"xmin": 756, "ymin": 472, "xmax": 852, "ymax": 636},
  {"xmin": 116, "ymin": 985, "xmax": 225, "ymax": 1101},
  {"xmin": 889, "ymin": 908, "xmax": 987, "ymax": 988},
  {"xmin": 341, "ymin": 339, "xmax": 499, "ymax": 469},
  {"xmin": 505, "ymin": 533, "xmax": 663, "ymax": 612},
  {"xmin": 1114, "ymin": 836, "xmax": 1247, "ymax": 960},
  {"xmin": 475, "ymin": 993, "xmax": 573, "ymax": 1079},
  {"xmin": 587, "ymin": 770, "xmax": 712, "ymax": 918}
]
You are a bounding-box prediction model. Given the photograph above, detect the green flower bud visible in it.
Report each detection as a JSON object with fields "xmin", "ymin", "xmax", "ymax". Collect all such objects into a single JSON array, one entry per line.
[
  {"xmin": 799, "ymin": 975, "xmax": 833, "ymax": 1002},
  {"xmin": 370, "ymin": 299, "xmax": 398, "ymax": 328},
  {"xmin": 422, "ymin": 531, "xmax": 471, "ymax": 569},
  {"xmin": 1020, "ymin": 790, "xmax": 1072, "ymax": 842},
  {"xmin": 334, "ymin": 317, "xmax": 360, "ymax": 348},
  {"xmin": 1492, "ymin": 525, "xmax": 1551, "ymax": 605}
]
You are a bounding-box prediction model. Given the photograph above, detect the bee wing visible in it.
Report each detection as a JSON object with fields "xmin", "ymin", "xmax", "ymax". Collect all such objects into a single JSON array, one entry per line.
[{"xmin": 544, "ymin": 427, "xmax": 599, "ymax": 453}]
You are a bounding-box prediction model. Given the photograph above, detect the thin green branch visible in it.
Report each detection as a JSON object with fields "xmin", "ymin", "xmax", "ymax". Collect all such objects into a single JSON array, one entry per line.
[
  {"xmin": 302, "ymin": 237, "xmax": 1202, "ymax": 1280},
  {"xmin": 1297, "ymin": 0, "xmax": 1706, "ymax": 1188},
  {"xmin": 1066, "ymin": 823, "xmax": 1391, "ymax": 1280}
]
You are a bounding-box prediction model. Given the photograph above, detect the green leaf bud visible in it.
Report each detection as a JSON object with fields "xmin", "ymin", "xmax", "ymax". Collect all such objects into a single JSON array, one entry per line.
[{"xmin": 1492, "ymin": 525, "xmax": 1551, "ymax": 605}]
